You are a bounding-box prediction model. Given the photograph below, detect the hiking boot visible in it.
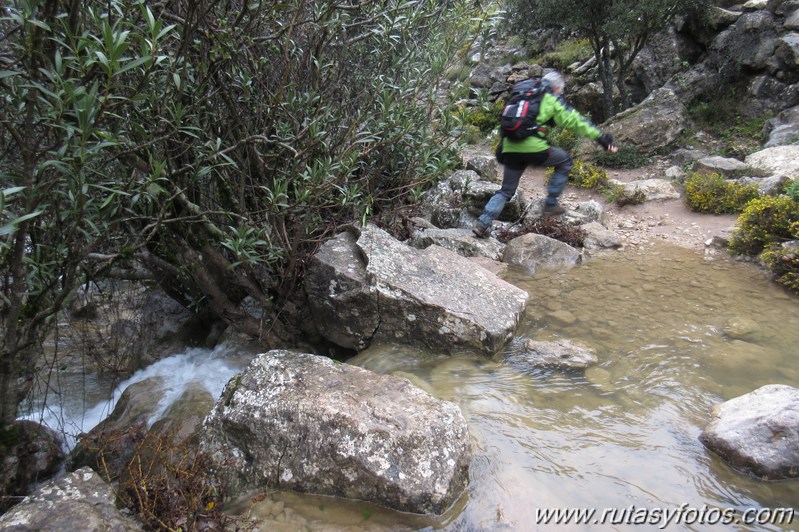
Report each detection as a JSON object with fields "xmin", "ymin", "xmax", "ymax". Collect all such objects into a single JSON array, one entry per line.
[
  {"xmin": 541, "ymin": 203, "xmax": 566, "ymax": 217},
  {"xmin": 472, "ymin": 223, "xmax": 490, "ymax": 239}
]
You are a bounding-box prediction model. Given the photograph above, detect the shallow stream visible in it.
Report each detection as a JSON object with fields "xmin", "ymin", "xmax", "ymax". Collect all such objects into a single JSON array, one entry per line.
[
  {"xmin": 24, "ymin": 242, "xmax": 799, "ymax": 531},
  {"xmin": 234, "ymin": 243, "xmax": 799, "ymax": 531}
]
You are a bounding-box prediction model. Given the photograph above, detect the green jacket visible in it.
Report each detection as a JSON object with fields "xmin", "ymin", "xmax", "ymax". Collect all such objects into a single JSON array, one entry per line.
[{"xmin": 502, "ymin": 92, "xmax": 601, "ymax": 153}]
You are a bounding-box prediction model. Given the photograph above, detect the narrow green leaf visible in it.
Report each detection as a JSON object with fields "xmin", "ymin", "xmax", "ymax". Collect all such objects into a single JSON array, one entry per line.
[
  {"xmin": 27, "ymin": 19, "xmax": 51, "ymax": 31},
  {"xmin": 94, "ymin": 50, "xmax": 110, "ymax": 68},
  {"xmin": 157, "ymin": 24, "xmax": 177, "ymax": 40},
  {"xmin": 115, "ymin": 56, "xmax": 151, "ymax": 76},
  {"xmin": 2, "ymin": 186, "xmax": 26, "ymax": 198}
]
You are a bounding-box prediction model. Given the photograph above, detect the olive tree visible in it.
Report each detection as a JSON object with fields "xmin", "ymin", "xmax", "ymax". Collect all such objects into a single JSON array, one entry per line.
[
  {"xmin": 504, "ymin": 0, "xmax": 706, "ymax": 118},
  {"xmin": 1, "ymin": 0, "xmax": 481, "ymax": 446}
]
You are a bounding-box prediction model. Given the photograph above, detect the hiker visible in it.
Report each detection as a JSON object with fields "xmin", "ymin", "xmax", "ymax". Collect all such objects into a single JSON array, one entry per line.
[{"xmin": 473, "ymin": 70, "xmax": 618, "ymax": 239}]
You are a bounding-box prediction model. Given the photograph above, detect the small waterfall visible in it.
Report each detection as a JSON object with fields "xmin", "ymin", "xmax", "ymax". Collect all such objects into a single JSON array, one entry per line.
[{"xmin": 21, "ymin": 343, "xmax": 251, "ymax": 451}]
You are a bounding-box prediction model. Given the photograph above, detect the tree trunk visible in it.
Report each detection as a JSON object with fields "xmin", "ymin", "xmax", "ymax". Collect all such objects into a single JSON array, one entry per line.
[
  {"xmin": 0, "ymin": 355, "xmax": 21, "ymax": 432},
  {"xmin": 592, "ymin": 37, "xmax": 615, "ymax": 121}
]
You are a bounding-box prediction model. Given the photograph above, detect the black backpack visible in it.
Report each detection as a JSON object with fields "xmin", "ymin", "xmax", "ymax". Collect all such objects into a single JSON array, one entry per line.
[{"xmin": 499, "ymin": 77, "xmax": 550, "ymax": 141}]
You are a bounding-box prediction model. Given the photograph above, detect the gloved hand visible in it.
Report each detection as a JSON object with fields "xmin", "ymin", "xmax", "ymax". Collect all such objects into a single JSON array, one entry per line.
[{"xmin": 597, "ymin": 132, "xmax": 614, "ymax": 150}]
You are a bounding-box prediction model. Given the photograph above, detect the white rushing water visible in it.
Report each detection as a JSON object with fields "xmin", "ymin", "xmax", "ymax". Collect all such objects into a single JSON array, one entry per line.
[{"xmin": 21, "ymin": 343, "xmax": 249, "ymax": 451}]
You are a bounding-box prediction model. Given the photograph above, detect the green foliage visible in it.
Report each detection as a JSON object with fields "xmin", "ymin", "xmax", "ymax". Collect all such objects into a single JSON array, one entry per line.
[
  {"xmin": 463, "ymin": 99, "xmax": 504, "ymax": 134},
  {"xmin": 684, "ymin": 172, "xmax": 760, "ymax": 214},
  {"xmin": 503, "ymin": 0, "xmax": 706, "ymax": 117},
  {"xmin": 785, "ymin": 179, "xmax": 799, "ymax": 201},
  {"xmin": 535, "ymin": 38, "xmax": 593, "ymax": 69},
  {"xmin": 0, "ymin": 0, "xmax": 178, "ymax": 427},
  {"xmin": 547, "ymin": 127, "xmax": 578, "ymax": 152},
  {"xmin": 0, "ymin": 0, "xmax": 484, "ymax": 430},
  {"xmin": 593, "ymin": 146, "xmax": 650, "ymax": 169},
  {"xmin": 568, "ymin": 161, "xmax": 611, "ymax": 189},
  {"xmin": 728, "ymin": 196, "xmax": 799, "ymax": 256},
  {"xmin": 685, "ymin": 87, "xmax": 767, "ymax": 157},
  {"xmin": 761, "ymin": 242, "xmax": 799, "ymax": 294},
  {"xmin": 548, "ymin": 160, "xmax": 645, "ymax": 206}
]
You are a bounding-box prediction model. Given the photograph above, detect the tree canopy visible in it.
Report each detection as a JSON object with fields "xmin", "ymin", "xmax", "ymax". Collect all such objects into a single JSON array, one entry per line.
[{"xmin": 504, "ymin": 0, "xmax": 706, "ymax": 118}]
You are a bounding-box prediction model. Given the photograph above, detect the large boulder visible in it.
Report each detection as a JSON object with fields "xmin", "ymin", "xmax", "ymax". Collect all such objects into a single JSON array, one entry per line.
[
  {"xmin": 1, "ymin": 420, "xmax": 65, "ymax": 513},
  {"xmin": 709, "ymin": 11, "xmax": 779, "ymax": 71},
  {"xmin": 200, "ymin": 350, "xmax": 471, "ymax": 515},
  {"xmin": 0, "ymin": 467, "xmax": 144, "ymax": 531},
  {"xmin": 305, "ymin": 225, "xmax": 529, "ymax": 355},
  {"xmin": 699, "ymin": 384, "xmax": 799, "ymax": 480},
  {"xmin": 600, "ymin": 87, "xmax": 686, "ymax": 154},
  {"xmin": 763, "ymin": 105, "xmax": 799, "ymax": 147},
  {"xmin": 776, "ymin": 32, "xmax": 799, "ymax": 69},
  {"xmin": 68, "ymin": 377, "xmax": 165, "ymax": 476},
  {"xmin": 745, "ymin": 145, "xmax": 799, "ymax": 176},
  {"xmin": 630, "ymin": 26, "xmax": 684, "ymax": 97}
]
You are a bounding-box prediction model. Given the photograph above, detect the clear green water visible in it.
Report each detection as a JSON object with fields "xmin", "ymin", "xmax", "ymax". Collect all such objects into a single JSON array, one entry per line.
[{"xmin": 232, "ymin": 243, "xmax": 799, "ymax": 531}]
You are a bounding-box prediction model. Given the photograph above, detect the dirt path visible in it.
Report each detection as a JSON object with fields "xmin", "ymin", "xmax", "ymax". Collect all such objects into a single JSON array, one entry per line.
[{"xmin": 465, "ymin": 145, "xmax": 739, "ymax": 251}]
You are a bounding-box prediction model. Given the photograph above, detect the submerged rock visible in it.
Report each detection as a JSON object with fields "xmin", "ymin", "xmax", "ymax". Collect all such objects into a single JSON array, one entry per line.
[
  {"xmin": 200, "ymin": 350, "xmax": 472, "ymax": 515},
  {"xmin": 503, "ymin": 339, "xmax": 599, "ymax": 370}
]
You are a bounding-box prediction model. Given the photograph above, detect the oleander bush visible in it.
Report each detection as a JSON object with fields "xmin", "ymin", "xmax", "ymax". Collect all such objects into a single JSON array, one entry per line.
[
  {"xmin": 684, "ymin": 172, "xmax": 760, "ymax": 214},
  {"xmin": 0, "ymin": 0, "xmax": 485, "ymax": 514}
]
